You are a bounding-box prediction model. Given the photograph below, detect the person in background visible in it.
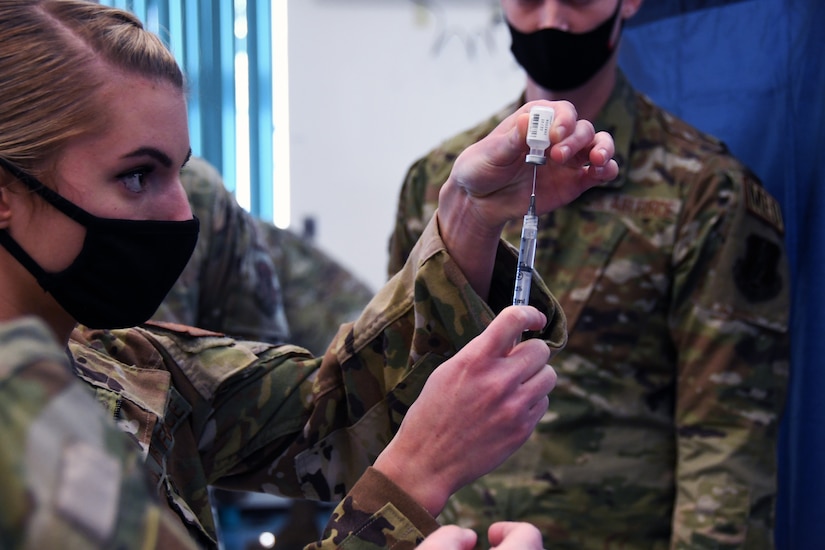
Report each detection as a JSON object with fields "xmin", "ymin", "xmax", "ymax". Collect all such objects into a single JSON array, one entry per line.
[
  {"xmin": 387, "ymin": 0, "xmax": 790, "ymax": 548},
  {"xmin": 154, "ymin": 156, "xmax": 374, "ymax": 356},
  {"xmin": 0, "ymin": 1, "xmax": 617, "ymax": 548}
]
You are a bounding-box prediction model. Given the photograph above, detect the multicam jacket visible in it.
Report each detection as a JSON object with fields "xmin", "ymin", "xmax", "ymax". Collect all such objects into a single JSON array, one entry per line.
[
  {"xmin": 0, "ymin": 317, "xmax": 197, "ymax": 550},
  {"xmin": 71, "ymin": 217, "xmax": 567, "ymax": 549},
  {"xmin": 387, "ymin": 71, "xmax": 790, "ymax": 549},
  {"xmin": 154, "ymin": 156, "xmax": 374, "ymax": 356}
]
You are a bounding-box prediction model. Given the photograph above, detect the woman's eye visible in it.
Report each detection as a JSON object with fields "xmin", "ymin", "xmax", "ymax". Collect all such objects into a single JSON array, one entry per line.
[{"xmin": 119, "ymin": 171, "xmax": 147, "ymax": 193}]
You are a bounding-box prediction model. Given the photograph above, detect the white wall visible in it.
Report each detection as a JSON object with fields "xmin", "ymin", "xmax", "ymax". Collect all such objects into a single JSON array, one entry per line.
[{"xmin": 288, "ymin": 0, "xmax": 524, "ymax": 292}]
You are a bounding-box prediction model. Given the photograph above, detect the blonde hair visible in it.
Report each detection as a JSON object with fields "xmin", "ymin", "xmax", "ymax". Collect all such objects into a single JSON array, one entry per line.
[{"xmin": 0, "ymin": 0, "xmax": 185, "ymax": 177}]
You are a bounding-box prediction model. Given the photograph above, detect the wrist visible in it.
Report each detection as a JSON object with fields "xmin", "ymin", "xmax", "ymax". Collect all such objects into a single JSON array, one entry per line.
[
  {"xmin": 373, "ymin": 442, "xmax": 452, "ymax": 517},
  {"xmin": 436, "ymin": 181, "xmax": 504, "ymax": 299}
]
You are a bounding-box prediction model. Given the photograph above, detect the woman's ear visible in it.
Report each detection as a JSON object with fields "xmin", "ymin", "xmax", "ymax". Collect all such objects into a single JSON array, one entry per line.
[{"xmin": 0, "ymin": 185, "xmax": 14, "ymax": 228}]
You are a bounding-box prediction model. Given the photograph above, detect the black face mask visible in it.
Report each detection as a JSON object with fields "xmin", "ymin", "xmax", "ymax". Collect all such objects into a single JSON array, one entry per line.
[
  {"xmin": 0, "ymin": 158, "xmax": 199, "ymax": 329},
  {"xmin": 508, "ymin": 0, "xmax": 623, "ymax": 92}
]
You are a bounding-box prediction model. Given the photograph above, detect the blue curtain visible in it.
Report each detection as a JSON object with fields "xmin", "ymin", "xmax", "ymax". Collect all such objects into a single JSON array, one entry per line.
[{"xmin": 619, "ymin": 1, "xmax": 825, "ymax": 547}]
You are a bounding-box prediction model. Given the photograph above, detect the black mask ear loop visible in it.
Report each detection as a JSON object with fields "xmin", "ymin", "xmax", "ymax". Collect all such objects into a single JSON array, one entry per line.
[
  {"xmin": 0, "ymin": 158, "xmax": 67, "ymax": 288},
  {"xmin": 0, "ymin": 157, "xmax": 97, "ymax": 226},
  {"xmin": 0, "ymin": 223, "xmax": 56, "ymax": 287}
]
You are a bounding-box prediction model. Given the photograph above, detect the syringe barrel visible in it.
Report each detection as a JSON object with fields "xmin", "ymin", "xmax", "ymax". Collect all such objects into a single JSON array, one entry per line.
[{"xmin": 512, "ymin": 214, "xmax": 539, "ymax": 306}]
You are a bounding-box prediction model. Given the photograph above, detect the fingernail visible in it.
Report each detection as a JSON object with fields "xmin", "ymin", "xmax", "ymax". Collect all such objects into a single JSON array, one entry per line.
[{"xmin": 558, "ymin": 145, "xmax": 570, "ymax": 162}]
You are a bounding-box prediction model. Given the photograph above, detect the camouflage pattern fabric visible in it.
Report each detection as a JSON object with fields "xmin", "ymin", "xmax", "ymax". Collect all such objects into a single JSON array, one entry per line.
[
  {"xmin": 153, "ymin": 156, "xmax": 374, "ymax": 355},
  {"xmin": 0, "ymin": 317, "xmax": 197, "ymax": 550},
  {"xmin": 71, "ymin": 216, "xmax": 567, "ymax": 549},
  {"xmin": 387, "ymin": 70, "xmax": 790, "ymax": 549},
  {"xmin": 311, "ymin": 467, "xmax": 440, "ymax": 550},
  {"xmin": 256, "ymin": 215, "xmax": 375, "ymax": 357}
]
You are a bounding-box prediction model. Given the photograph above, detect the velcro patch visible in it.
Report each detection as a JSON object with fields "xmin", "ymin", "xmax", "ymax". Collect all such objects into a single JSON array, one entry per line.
[
  {"xmin": 744, "ymin": 180, "xmax": 784, "ymax": 234},
  {"xmin": 56, "ymin": 442, "xmax": 121, "ymax": 542},
  {"xmin": 733, "ymin": 234, "xmax": 783, "ymax": 302}
]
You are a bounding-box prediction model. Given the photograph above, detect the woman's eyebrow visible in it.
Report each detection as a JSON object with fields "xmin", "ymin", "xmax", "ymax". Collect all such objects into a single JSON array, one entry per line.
[{"xmin": 121, "ymin": 147, "xmax": 173, "ymax": 167}]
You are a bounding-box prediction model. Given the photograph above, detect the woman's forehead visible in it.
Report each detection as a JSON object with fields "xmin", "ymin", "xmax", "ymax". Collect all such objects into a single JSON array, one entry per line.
[{"xmin": 78, "ymin": 74, "xmax": 190, "ymax": 158}]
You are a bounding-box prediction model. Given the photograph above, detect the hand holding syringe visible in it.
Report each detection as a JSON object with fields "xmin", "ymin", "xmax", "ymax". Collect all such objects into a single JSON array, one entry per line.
[{"xmin": 512, "ymin": 105, "xmax": 554, "ymax": 306}]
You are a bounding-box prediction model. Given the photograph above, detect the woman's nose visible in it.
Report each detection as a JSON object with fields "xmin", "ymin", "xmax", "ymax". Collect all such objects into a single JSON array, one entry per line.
[{"xmin": 164, "ymin": 180, "xmax": 194, "ymax": 221}]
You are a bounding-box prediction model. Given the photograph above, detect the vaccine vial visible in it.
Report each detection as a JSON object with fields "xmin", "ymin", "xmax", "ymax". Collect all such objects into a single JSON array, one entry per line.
[{"xmin": 525, "ymin": 106, "xmax": 554, "ymax": 165}]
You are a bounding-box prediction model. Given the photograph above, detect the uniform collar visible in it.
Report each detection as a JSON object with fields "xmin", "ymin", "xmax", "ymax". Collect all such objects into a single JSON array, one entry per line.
[{"xmin": 591, "ymin": 69, "xmax": 635, "ymax": 189}]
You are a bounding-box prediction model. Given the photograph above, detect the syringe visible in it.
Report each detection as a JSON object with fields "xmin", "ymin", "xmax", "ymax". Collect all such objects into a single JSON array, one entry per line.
[{"xmin": 512, "ymin": 105, "xmax": 554, "ymax": 306}]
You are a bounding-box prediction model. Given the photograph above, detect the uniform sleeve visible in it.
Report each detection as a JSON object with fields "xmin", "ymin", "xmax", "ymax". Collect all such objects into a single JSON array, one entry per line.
[
  {"xmin": 308, "ymin": 467, "xmax": 440, "ymax": 550},
  {"xmin": 0, "ymin": 318, "xmax": 197, "ymax": 550},
  {"xmin": 669, "ymin": 162, "xmax": 789, "ymax": 549}
]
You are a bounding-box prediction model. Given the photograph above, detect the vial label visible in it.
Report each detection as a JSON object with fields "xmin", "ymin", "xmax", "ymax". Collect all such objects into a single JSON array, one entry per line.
[{"xmin": 527, "ymin": 106, "xmax": 554, "ymax": 146}]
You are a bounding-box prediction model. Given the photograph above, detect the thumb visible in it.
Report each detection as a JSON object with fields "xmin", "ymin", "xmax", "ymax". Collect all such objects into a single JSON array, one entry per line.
[{"xmin": 477, "ymin": 306, "xmax": 547, "ymax": 358}]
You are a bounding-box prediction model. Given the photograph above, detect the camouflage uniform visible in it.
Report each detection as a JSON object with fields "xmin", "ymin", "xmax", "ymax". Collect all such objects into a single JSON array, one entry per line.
[
  {"xmin": 0, "ymin": 317, "xmax": 197, "ymax": 550},
  {"xmin": 388, "ymin": 71, "xmax": 790, "ymax": 549},
  {"xmin": 153, "ymin": 156, "xmax": 374, "ymax": 355},
  {"xmin": 256, "ymin": 215, "xmax": 375, "ymax": 357},
  {"xmin": 72, "ymin": 216, "xmax": 568, "ymax": 549}
]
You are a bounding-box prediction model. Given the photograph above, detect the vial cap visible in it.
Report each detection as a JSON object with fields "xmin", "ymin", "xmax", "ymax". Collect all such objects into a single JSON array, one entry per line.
[{"xmin": 526, "ymin": 154, "xmax": 547, "ymax": 165}]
